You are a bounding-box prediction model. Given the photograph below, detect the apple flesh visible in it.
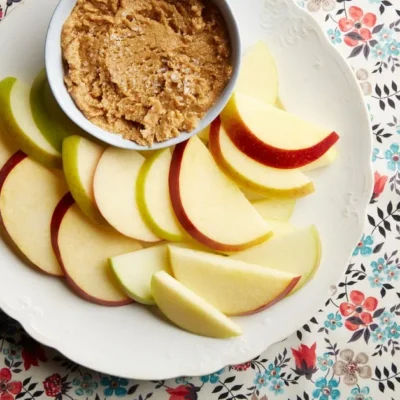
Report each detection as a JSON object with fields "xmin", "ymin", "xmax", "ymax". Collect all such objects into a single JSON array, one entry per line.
[
  {"xmin": 0, "ymin": 154, "xmax": 67, "ymax": 276},
  {"xmin": 136, "ymin": 149, "xmax": 185, "ymax": 242},
  {"xmin": 266, "ymin": 219, "xmax": 295, "ymax": 235},
  {"xmin": 251, "ymin": 198, "xmax": 296, "ymax": 221},
  {"xmin": 110, "ymin": 244, "xmax": 171, "ymax": 305},
  {"xmin": 62, "ymin": 135, "xmax": 106, "ymax": 225},
  {"xmin": 209, "ymin": 118, "xmax": 314, "ymax": 198},
  {"xmin": 169, "ymin": 136, "xmax": 271, "ymax": 252},
  {"xmin": 151, "ymin": 271, "xmax": 242, "ymax": 338},
  {"xmin": 94, "ymin": 147, "xmax": 161, "ymax": 242},
  {"xmin": 221, "ymin": 92, "xmax": 339, "ymax": 169},
  {"xmin": 51, "ymin": 193, "xmax": 142, "ymax": 305},
  {"xmin": 0, "ymin": 78, "xmax": 61, "ymax": 169},
  {"xmin": 302, "ymin": 147, "xmax": 338, "ymax": 172},
  {"xmin": 169, "ymin": 246, "xmax": 300, "ymax": 316},
  {"xmin": 231, "ymin": 225, "xmax": 321, "ymax": 293}
]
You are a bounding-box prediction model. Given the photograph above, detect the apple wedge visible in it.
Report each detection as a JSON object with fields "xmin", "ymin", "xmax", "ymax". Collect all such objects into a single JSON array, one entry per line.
[
  {"xmin": 0, "ymin": 154, "xmax": 67, "ymax": 276},
  {"xmin": 151, "ymin": 271, "xmax": 242, "ymax": 338},
  {"xmin": 209, "ymin": 119, "xmax": 314, "ymax": 198},
  {"xmin": 169, "ymin": 246, "xmax": 299, "ymax": 315},
  {"xmin": 51, "ymin": 193, "xmax": 142, "ymax": 305},
  {"xmin": 62, "ymin": 135, "xmax": 106, "ymax": 224},
  {"xmin": 266, "ymin": 219, "xmax": 295, "ymax": 235},
  {"xmin": 169, "ymin": 136, "xmax": 271, "ymax": 252},
  {"xmin": 231, "ymin": 226, "xmax": 322, "ymax": 293},
  {"xmin": 221, "ymin": 92, "xmax": 339, "ymax": 169},
  {"xmin": 136, "ymin": 149, "xmax": 185, "ymax": 242},
  {"xmin": 251, "ymin": 198, "xmax": 296, "ymax": 221},
  {"xmin": 236, "ymin": 41, "xmax": 278, "ymax": 105},
  {"xmin": 0, "ymin": 78, "xmax": 61, "ymax": 169},
  {"xmin": 110, "ymin": 244, "xmax": 171, "ymax": 305},
  {"xmin": 197, "ymin": 125, "xmax": 210, "ymax": 144},
  {"xmin": 94, "ymin": 147, "xmax": 161, "ymax": 242},
  {"xmin": 302, "ymin": 147, "xmax": 338, "ymax": 172}
]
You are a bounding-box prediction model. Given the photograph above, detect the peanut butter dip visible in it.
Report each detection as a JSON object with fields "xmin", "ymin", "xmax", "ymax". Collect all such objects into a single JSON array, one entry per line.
[{"xmin": 61, "ymin": 0, "xmax": 232, "ymax": 146}]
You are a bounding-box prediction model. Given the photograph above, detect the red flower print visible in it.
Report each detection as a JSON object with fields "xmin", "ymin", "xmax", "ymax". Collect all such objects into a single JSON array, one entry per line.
[
  {"xmin": 372, "ymin": 172, "xmax": 388, "ymax": 200},
  {"xmin": 232, "ymin": 362, "xmax": 251, "ymax": 371},
  {"xmin": 339, "ymin": 290, "xmax": 378, "ymax": 331},
  {"xmin": 291, "ymin": 343, "xmax": 317, "ymax": 379},
  {"xmin": 21, "ymin": 337, "xmax": 47, "ymax": 370},
  {"xmin": 338, "ymin": 6, "xmax": 377, "ymax": 47},
  {"xmin": 166, "ymin": 385, "xmax": 198, "ymax": 400},
  {"xmin": 0, "ymin": 368, "xmax": 22, "ymax": 400},
  {"xmin": 43, "ymin": 374, "xmax": 62, "ymax": 398}
]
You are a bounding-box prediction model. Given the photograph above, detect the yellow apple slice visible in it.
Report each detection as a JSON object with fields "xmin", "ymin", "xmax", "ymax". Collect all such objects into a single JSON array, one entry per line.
[
  {"xmin": 197, "ymin": 125, "xmax": 210, "ymax": 144},
  {"xmin": 169, "ymin": 246, "xmax": 300, "ymax": 316},
  {"xmin": 302, "ymin": 147, "xmax": 338, "ymax": 172},
  {"xmin": 169, "ymin": 136, "xmax": 271, "ymax": 252},
  {"xmin": 110, "ymin": 244, "xmax": 171, "ymax": 305},
  {"xmin": 62, "ymin": 135, "xmax": 106, "ymax": 224},
  {"xmin": 236, "ymin": 41, "xmax": 278, "ymax": 105},
  {"xmin": 266, "ymin": 219, "xmax": 295, "ymax": 235},
  {"xmin": 0, "ymin": 154, "xmax": 67, "ymax": 276},
  {"xmin": 51, "ymin": 194, "xmax": 142, "ymax": 305},
  {"xmin": 231, "ymin": 226, "xmax": 322, "ymax": 293},
  {"xmin": 209, "ymin": 119, "xmax": 314, "ymax": 198},
  {"xmin": 151, "ymin": 271, "xmax": 242, "ymax": 338},
  {"xmin": 136, "ymin": 149, "xmax": 185, "ymax": 242},
  {"xmin": 94, "ymin": 147, "xmax": 161, "ymax": 242},
  {"xmin": 251, "ymin": 198, "xmax": 296, "ymax": 221},
  {"xmin": 0, "ymin": 124, "xmax": 19, "ymax": 172},
  {"xmin": 0, "ymin": 78, "xmax": 61, "ymax": 169},
  {"xmin": 221, "ymin": 92, "xmax": 339, "ymax": 169}
]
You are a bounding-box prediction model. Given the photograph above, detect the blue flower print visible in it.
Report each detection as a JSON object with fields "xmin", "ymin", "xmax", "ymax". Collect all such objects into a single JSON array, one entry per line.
[
  {"xmin": 371, "ymin": 43, "xmax": 386, "ymax": 59},
  {"xmin": 265, "ymin": 364, "xmax": 281, "ymax": 380},
  {"xmin": 327, "ymin": 29, "xmax": 342, "ymax": 44},
  {"xmin": 385, "ymin": 265, "xmax": 399, "ymax": 281},
  {"xmin": 371, "ymin": 258, "xmax": 387, "ymax": 274},
  {"xmin": 2, "ymin": 344, "xmax": 21, "ymax": 361},
  {"xmin": 175, "ymin": 376, "xmax": 192, "ymax": 385},
  {"xmin": 386, "ymin": 40, "xmax": 400, "ymax": 56},
  {"xmin": 396, "ymin": 124, "xmax": 400, "ymax": 135},
  {"xmin": 372, "ymin": 148, "xmax": 379, "ymax": 162},
  {"xmin": 317, "ymin": 353, "xmax": 333, "ymax": 371},
  {"xmin": 253, "ymin": 372, "xmax": 269, "ymax": 389},
  {"xmin": 324, "ymin": 313, "xmax": 343, "ymax": 330},
  {"xmin": 368, "ymin": 0, "xmax": 381, "ymax": 4},
  {"xmin": 312, "ymin": 377, "xmax": 340, "ymax": 400},
  {"xmin": 386, "ymin": 322, "xmax": 400, "ymax": 339},
  {"xmin": 379, "ymin": 311, "xmax": 394, "ymax": 326},
  {"xmin": 368, "ymin": 272, "xmax": 383, "ymax": 288},
  {"xmin": 73, "ymin": 374, "xmax": 98, "ymax": 397},
  {"xmin": 385, "ymin": 144, "xmax": 400, "ymax": 171},
  {"xmin": 200, "ymin": 368, "xmax": 224, "ymax": 384},
  {"xmin": 101, "ymin": 376, "xmax": 128, "ymax": 397},
  {"xmin": 353, "ymin": 235, "xmax": 374, "ymax": 256},
  {"xmin": 348, "ymin": 386, "xmax": 372, "ymax": 400},
  {"xmin": 371, "ymin": 327, "xmax": 387, "ymax": 343},
  {"xmin": 378, "ymin": 28, "xmax": 392, "ymax": 43},
  {"xmin": 269, "ymin": 379, "xmax": 284, "ymax": 395}
]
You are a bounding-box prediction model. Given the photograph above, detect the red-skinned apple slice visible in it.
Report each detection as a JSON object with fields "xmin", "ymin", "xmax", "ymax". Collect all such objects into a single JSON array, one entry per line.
[
  {"xmin": 51, "ymin": 193, "xmax": 142, "ymax": 306},
  {"xmin": 209, "ymin": 118, "xmax": 314, "ymax": 198},
  {"xmin": 169, "ymin": 136, "xmax": 271, "ymax": 252},
  {"xmin": 221, "ymin": 92, "xmax": 339, "ymax": 169}
]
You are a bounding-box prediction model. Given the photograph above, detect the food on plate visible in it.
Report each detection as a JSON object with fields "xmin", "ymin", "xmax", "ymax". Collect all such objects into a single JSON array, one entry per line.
[
  {"xmin": 220, "ymin": 92, "xmax": 339, "ymax": 169},
  {"xmin": 209, "ymin": 118, "xmax": 314, "ymax": 198},
  {"xmin": 169, "ymin": 246, "xmax": 300, "ymax": 315},
  {"xmin": 231, "ymin": 226, "xmax": 322, "ymax": 293},
  {"xmin": 136, "ymin": 149, "xmax": 186, "ymax": 242},
  {"xmin": 61, "ymin": 0, "xmax": 232, "ymax": 146},
  {"xmin": 51, "ymin": 193, "xmax": 142, "ymax": 305},
  {"xmin": 0, "ymin": 153, "xmax": 67, "ymax": 276},
  {"xmin": 266, "ymin": 219, "xmax": 295, "ymax": 235},
  {"xmin": 151, "ymin": 270, "xmax": 242, "ymax": 338},
  {"xmin": 302, "ymin": 147, "xmax": 339, "ymax": 172},
  {"xmin": 110, "ymin": 244, "xmax": 171, "ymax": 305},
  {"xmin": 236, "ymin": 41, "xmax": 278, "ymax": 105},
  {"xmin": 250, "ymin": 198, "xmax": 296, "ymax": 221},
  {"xmin": 169, "ymin": 135, "xmax": 271, "ymax": 252},
  {"xmin": 62, "ymin": 135, "xmax": 106, "ymax": 224},
  {"xmin": 0, "ymin": 78, "xmax": 61, "ymax": 168},
  {"xmin": 94, "ymin": 146, "xmax": 161, "ymax": 242}
]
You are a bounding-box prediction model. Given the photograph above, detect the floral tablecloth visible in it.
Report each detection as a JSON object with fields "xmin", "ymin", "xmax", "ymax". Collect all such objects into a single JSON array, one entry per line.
[{"xmin": 1, "ymin": 0, "xmax": 400, "ymax": 399}]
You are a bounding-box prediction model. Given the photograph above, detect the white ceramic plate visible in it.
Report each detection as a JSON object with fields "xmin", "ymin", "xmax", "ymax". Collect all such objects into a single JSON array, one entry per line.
[{"xmin": 0, "ymin": 0, "xmax": 372, "ymax": 380}]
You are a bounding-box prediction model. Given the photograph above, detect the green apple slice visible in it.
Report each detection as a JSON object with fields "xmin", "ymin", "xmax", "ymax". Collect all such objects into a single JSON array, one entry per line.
[
  {"xmin": 110, "ymin": 244, "xmax": 171, "ymax": 305},
  {"xmin": 0, "ymin": 77, "xmax": 61, "ymax": 169},
  {"xmin": 137, "ymin": 149, "xmax": 185, "ymax": 241},
  {"xmin": 151, "ymin": 271, "xmax": 242, "ymax": 338},
  {"xmin": 62, "ymin": 135, "xmax": 105, "ymax": 224}
]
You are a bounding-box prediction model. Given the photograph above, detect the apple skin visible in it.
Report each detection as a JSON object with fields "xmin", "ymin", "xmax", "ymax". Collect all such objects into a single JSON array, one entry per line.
[
  {"xmin": 50, "ymin": 193, "xmax": 133, "ymax": 307},
  {"xmin": 169, "ymin": 140, "xmax": 272, "ymax": 252},
  {"xmin": 0, "ymin": 151, "xmax": 27, "ymax": 193},
  {"xmin": 209, "ymin": 118, "xmax": 315, "ymax": 198},
  {"xmin": 220, "ymin": 96, "xmax": 339, "ymax": 169}
]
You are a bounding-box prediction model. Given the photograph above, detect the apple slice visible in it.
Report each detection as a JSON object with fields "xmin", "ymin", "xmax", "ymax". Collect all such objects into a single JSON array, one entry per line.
[
  {"xmin": 169, "ymin": 246, "xmax": 299, "ymax": 315},
  {"xmin": 0, "ymin": 154, "xmax": 67, "ymax": 276},
  {"xmin": 209, "ymin": 119, "xmax": 314, "ymax": 198},
  {"xmin": 302, "ymin": 147, "xmax": 338, "ymax": 172},
  {"xmin": 0, "ymin": 78, "xmax": 61, "ymax": 169},
  {"xmin": 231, "ymin": 226, "xmax": 321, "ymax": 293},
  {"xmin": 266, "ymin": 219, "xmax": 295, "ymax": 235},
  {"xmin": 94, "ymin": 147, "xmax": 161, "ymax": 242},
  {"xmin": 251, "ymin": 198, "xmax": 296, "ymax": 221},
  {"xmin": 197, "ymin": 125, "xmax": 210, "ymax": 144},
  {"xmin": 236, "ymin": 41, "xmax": 278, "ymax": 105},
  {"xmin": 221, "ymin": 92, "xmax": 339, "ymax": 169},
  {"xmin": 169, "ymin": 136, "xmax": 271, "ymax": 252},
  {"xmin": 51, "ymin": 193, "xmax": 142, "ymax": 305},
  {"xmin": 152, "ymin": 271, "xmax": 242, "ymax": 338},
  {"xmin": 62, "ymin": 135, "xmax": 106, "ymax": 224},
  {"xmin": 110, "ymin": 244, "xmax": 171, "ymax": 305},
  {"xmin": 136, "ymin": 149, "xmax": 185, "ymax": 241}
]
